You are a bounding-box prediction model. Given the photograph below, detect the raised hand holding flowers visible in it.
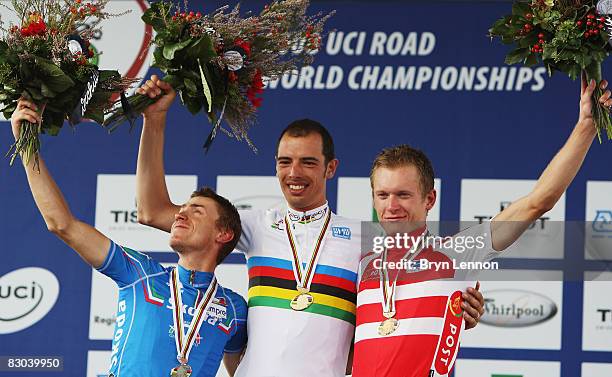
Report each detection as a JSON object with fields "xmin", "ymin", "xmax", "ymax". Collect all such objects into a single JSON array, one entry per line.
[
  {"xmin": 0, "ymin": 0, "xmax": 137, "ymax": 168},
  {"xmin": 490, "ymin": 0, "xmax": 612, "ymax": 141},
  {"xmin": 103, "ymin": 0, "xmax": 334, "ymax": 151}
]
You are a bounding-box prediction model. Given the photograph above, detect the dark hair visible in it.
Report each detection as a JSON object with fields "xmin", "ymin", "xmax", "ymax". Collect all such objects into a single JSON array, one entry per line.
[
  {"xmin": 370, "ymin": 145, "xmax": 435, "ymax": 198},
  {"xmin": 190, "ymin": 187, "xmax": 242, "ymax": 264},
  {"xmin": 276, "ymin": 119, "xmax": 335, "ymax": 164}
]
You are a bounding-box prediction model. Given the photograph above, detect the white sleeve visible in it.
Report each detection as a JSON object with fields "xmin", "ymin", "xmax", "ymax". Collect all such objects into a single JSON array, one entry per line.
[
  {"xmin": 236, "ymin": 209, "xmax": 259, "ymax": 254},
  {"xmin": 443, "ymin": 221, "xmax": 498, "ymax": 264}
]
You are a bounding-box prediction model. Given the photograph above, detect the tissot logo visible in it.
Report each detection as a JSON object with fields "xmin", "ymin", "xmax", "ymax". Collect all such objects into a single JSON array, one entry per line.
[
  {"xmin": 110, "ymin": 209, "xmax": 138, "ymax": 224},
  {"xmin": 109, "ymin": 199, "xmax": 138, "ymax": 224},
  {"xmin": 0, "ymin": 268, "xmax": 60, "ymax": 334},
  {"xmin": 474, "ymin": 201, "xmax": 549, "ymax": 229},
  {"xmin": 481, "ymin": 289, "xmax": 557, "ymax": 327},
  {"xmin": 597, "ymin": 309, "xmax": 612, "ymax": 322}
]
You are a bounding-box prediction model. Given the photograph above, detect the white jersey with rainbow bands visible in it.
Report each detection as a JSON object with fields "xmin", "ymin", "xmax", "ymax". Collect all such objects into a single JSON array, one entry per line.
[{"xmin": 234, "ymin": 203, "xmax": 363, "ymax": 377}]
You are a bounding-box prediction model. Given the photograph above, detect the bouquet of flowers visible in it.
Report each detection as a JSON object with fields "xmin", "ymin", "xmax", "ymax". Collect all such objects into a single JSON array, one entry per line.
[
  {"xmin": 489, "ymin": 0, "xmax": 612, "ymax": 141},
  {"xmin": 103, "ymin": 0, "xmax": 334, "ymax": 151},
  {"xmin": 0, "ymin": 0, "xmax": 137, "ymax": 167}
]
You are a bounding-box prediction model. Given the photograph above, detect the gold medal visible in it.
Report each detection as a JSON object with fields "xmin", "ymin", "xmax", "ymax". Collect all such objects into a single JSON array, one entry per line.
[
  {"xmin": 378, "ymin": 229, "xmax": 427, "ymax": 336},
  {"xmin": 284, "ymin": 209, "xmax": 331, "ymax": 313},
  {"xmin": 290, "ymin": 292, "xmax": 314, "ymax": 311},
  {"xmin": 377, "ymin": 317, "xmax": 399, "ymax": 336},
  {"xmin": 170, "ymin": 364, "xmax": 192, "ymax": 377},
  {"xmin": 169, "ymin": 270, "xmax": 217, "ymax": 377}
]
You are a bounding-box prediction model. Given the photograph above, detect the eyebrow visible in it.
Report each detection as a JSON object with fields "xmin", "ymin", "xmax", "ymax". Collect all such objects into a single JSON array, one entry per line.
[
  {"xmin": 276, "ymin": 156, "xmax": 321, "ymax": 163},
  {"xmin": 181, "ymin": 203, "xmax": 206, "ymax": 210}
]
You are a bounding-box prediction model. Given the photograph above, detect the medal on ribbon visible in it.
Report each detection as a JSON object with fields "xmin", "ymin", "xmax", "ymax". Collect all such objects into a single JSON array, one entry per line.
[
  {"xmin": 378, "ymin": 229, "xmax": 427, "ymax": 336},
  {"xmin": 169, "ymin": 268, "xmax": 218, "ymax": 376},
  {"xmin": 284, "ymin": 208, "xmax": 332, "ymax": 311}
]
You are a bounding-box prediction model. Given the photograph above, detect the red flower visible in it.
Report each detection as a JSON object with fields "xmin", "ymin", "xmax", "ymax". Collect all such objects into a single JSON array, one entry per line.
[
  {"xmin": 246, "ymin": 69, "xmax": 264, "ymax": 108},
  {"xmin": 20, "ymin": 13, "xmax": 46, "ymax": 37},
  {"xmin": 234, "ymin": 38, "xmax": 251, "ymax": 58}
]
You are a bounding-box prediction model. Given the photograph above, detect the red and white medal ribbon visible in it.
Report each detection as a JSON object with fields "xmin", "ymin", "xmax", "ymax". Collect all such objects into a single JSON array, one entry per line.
[
  {"xmin": 169, "ymin": 268, "xmax": 218, "ymax": 365},
  {"xmin": 379, "ymin": 229, "xmax": 427, "ymax": 316}
]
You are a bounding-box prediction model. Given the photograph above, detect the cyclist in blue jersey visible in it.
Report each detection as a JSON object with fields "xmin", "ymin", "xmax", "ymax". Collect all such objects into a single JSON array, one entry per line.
[{"xmin": 10, "ymin": 100, "xmax": 248, "ymax": 377}]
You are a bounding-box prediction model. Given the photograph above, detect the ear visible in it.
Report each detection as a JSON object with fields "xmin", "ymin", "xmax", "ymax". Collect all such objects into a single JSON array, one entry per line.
[
  {"xmin": 325, "ymin": 158, "xmax": 339, "ymax": 179},
  {"xmin": 216, "ymin": 229, "xmax": 234, "ymax": 245},
  {"xmin": 425, "ymin": 189, "xmax": 437, "ymax": 211}
]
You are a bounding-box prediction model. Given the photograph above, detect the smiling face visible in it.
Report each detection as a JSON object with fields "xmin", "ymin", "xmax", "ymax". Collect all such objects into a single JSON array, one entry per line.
[
  {"xmin": 372, "ymin": 165, "xmax": 436, "ymax": 229},
  {"xmin": 169, "ymin": 196, "xmax": 222, "ymax": 255},
  {"xmin": 276, "ymin": 133, "xmax": 338, "ymax": 211}
]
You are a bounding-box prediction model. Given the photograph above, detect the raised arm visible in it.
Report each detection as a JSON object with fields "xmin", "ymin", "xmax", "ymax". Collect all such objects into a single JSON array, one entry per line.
[
  {"xmin": 491, "ymin": 77, "xmax": 610, "ymax": 251},
  {"xmin": 135, "ymin": 75, "xmax": 181, "ymax": 232},
  {"xmin": 11, "ymin": 100, "xmax": 110, "ymax": 267}
]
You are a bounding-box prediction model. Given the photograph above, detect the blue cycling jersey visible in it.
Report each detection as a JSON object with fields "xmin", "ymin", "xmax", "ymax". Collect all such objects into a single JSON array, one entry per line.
[{"xmin": 97, "ymin": 241, "xmax": 247, "ymax": 377}]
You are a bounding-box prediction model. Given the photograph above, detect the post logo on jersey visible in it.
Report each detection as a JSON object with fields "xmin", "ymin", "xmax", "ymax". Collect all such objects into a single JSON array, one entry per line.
[{"xmin": 449, "ymin": 293, "xmax": 464, "ymax": 318}]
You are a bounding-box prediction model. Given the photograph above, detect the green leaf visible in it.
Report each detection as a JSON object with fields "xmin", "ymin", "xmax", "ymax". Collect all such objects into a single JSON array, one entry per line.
[
  {"xmin": 518, "ymin": 33, "xmax": 538, "ymax": 48},
  {"xmin": 152, "ymin": 47, "xmax": 170, "ymax": 69},
  {"xmin": 197, "ymin": 59, "xmax": 213, "ymax": 113},
  {"xmin": 512, "ymin": 1, "xmax": 531, "ymax": 17},
  {"xmin": 41, "ymin": 83, "xmax": 56, "ymax": 98},
  {"xmin": 35, "ymin": 58, "xmax": 74, "ymax": 93},
  {"xmin": 489, "ymin": 17, "xmax": 511, "ymax": 36},
  {"xmin": 163, "ymin": 74, "xmax": 184, "ymax": 89},
  {"xmin": 505, "ymin": 48, "xmax": 530, "ymax": 65},
  {"xmin": 184, "ymin": 77, "xmax": 197, "ymax": 94},
  {"xmin": 187, "ymin": 36, "xmax": 217, "ymax": 61},
  {"xmin": 163, "ymin": 38, "xmax": 193, "ymax": 61},
  {"xmin": 84, "ymin": 108, "xmax": 104, "ymax": 124},
  {"xmin": 24, "ymin": 86, "xmax": 44, "ymax": 101},
  {"xmin": 574, "ymin": 53, "xmax": 592, "ymax": 69},
  {"xmin": 142, "ymin": 2, "xmax": 167, "ymax": 31},
  {"xmin": 567, "ymin": 64, "xmax": 581, "ymax": 80},
  {"xmin": 525, "ymin": 53, "xmax": 538, "ymax": 66},
  {"xmin": 179, "ymin": 91, "xmax": 202, "ymax": 115},
  {"xmin": 98, "ymin": 70, "xmax": 120, "ymax": 82},
  {"xmin": 0, "ymin": 42, "xmax": 7, "ymax": 64}
]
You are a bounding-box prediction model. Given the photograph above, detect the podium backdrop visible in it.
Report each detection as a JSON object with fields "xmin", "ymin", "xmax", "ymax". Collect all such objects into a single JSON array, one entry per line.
[{"xmin": 1, "ymin": 1, "xmax": 612, "ymax": 376}]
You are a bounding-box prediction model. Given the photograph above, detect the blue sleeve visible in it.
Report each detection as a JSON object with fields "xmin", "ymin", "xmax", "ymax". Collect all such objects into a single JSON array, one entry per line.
[
  {"xmin": 224, "ymin": 290, "xmax": 248, "ymax": 353},
  {"xmin": 96, "ymin": 241, "xmax": 165, "ymax": 287}
]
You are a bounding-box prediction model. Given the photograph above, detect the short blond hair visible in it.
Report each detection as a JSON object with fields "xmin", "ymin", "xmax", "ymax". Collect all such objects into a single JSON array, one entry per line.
[{"xmin": 370, "ymin": 145, "xmax": 435, "ymax": 198}]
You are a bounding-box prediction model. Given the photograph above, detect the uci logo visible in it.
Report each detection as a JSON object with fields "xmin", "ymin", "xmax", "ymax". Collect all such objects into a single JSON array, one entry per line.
[{"xmin": 592, "ymin": 210, "xmax": 612, "ymax": 233}]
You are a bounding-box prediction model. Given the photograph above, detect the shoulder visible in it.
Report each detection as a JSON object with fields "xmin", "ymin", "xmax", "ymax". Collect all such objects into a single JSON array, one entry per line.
[{"xmin": 218, "ymin": 285, "xmax": 248, "ymax": 320}]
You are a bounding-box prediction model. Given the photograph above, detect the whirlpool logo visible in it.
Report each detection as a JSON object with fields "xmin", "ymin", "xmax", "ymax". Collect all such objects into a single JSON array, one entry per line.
[
  {"xmin": 0, "ymin": 267, "xmax": 60, "ymax": 334},
  {"xmin": 481, "ymin": 289, "xmax": 557, "ymax": 327}
]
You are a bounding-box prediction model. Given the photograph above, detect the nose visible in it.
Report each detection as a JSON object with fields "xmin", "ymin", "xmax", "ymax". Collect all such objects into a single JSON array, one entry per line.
[
  {"xmin": 387, "ymin": 195, "xmax": 401, "ymax": 211},
  {"xmin": 288, "ymin": 161, "xmax": 303, "ymax": 179},
  {"xmin": 175, "ymin": 209, "xmax": 187, "ymax": 220}
]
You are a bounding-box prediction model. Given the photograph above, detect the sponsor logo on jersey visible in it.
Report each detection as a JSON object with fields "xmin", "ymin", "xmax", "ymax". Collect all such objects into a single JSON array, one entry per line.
[{"xmin": 332, "ymin": 226, "xmax": 352, "ymax": 240}]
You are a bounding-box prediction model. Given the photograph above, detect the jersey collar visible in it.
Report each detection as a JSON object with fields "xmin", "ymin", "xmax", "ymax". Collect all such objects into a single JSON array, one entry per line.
[
  {"xmin": 286, "ymin": 201, "xmax": 330, "ymax": 224},
  {"xmin": 176, "ymin": 264, "xmax": 215, "ymax": 289}
]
